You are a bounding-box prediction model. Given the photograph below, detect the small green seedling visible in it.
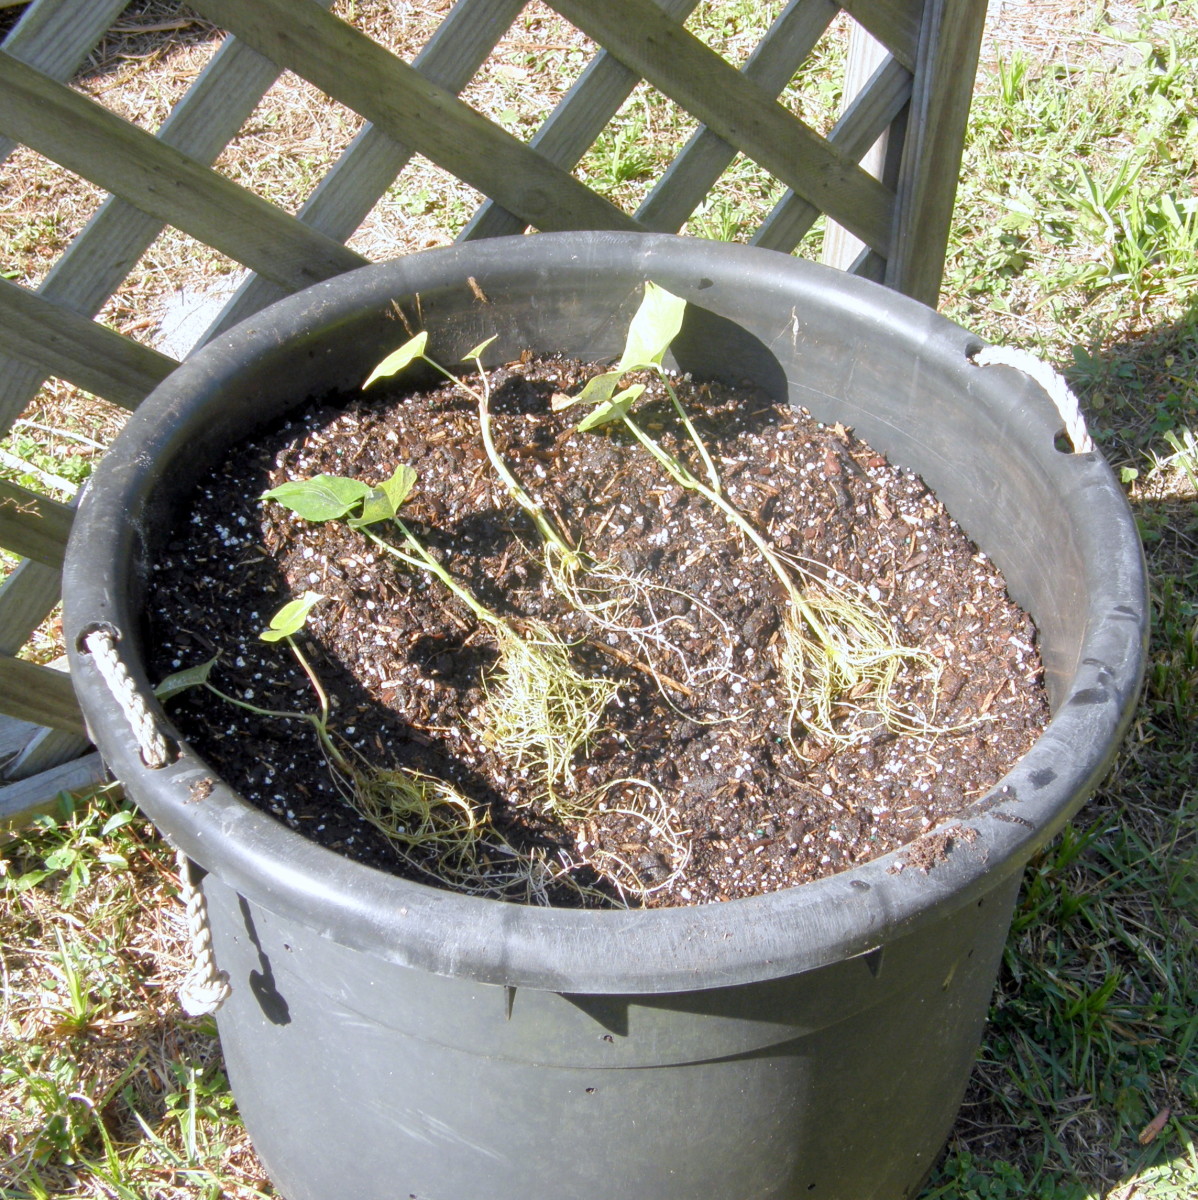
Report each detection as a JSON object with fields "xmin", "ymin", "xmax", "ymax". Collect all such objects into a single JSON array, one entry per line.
[
  {"xmin": 558, "ymin": 282, "xmax": 941, "ymax": 746},
  {"xmin": 157, "ymin": 594, "xmax": 570, "ymax": 902},
  {"xmin": 257, "ymin": 589, "xmax": 347, "ymax": 765},
  {"xmin": 262, "ymin": 464, "xmax": 617, "ymax": 810},
  {"xmin": 157, "ymin": 589, "xmax": 349, "ymax": 774},
  {"xmin": 364, "ymin": 333, "xmax": 581, "ymax": 573}
]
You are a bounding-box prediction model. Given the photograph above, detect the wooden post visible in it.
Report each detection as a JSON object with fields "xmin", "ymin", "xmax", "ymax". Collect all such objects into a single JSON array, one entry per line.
[{"xmin": 884, "ymin": 0, "xmax": 988, "ymax": 306}]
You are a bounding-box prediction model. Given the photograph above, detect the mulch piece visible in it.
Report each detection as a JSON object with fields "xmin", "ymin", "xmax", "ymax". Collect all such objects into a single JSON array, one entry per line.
[{"xmin": 146, "ymin": 356, "xmax": 1049, "ymax": 907}]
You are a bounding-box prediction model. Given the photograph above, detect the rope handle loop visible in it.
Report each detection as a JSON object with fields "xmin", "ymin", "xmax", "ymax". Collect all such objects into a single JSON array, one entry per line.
[
  {"xmin": 175, "ymin": 848, "xmax": 232, "ymax": 1016},
  {"xmin": 82, "ymin": 627, "xmax": 172, "ymax": 768},
  {"xmin": 81, "ymin": 629, "xmax": 230, "ymax": 1014},
  {"xmin": 969, "ymin": 344, "xmax": 1094, "ymax": 454}
]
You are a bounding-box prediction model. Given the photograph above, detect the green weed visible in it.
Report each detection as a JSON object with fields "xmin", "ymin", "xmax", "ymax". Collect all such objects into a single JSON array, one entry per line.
[
  {"xmin": 1, "ymin": 788, "xmax": 267, "ymax": 1197},
  {"xmin": 560, "ymin": 281, "xmax": 944, "ymax": 748}
]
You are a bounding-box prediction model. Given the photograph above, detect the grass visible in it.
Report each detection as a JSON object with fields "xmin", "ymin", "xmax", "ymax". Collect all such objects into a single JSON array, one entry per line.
[
  {"xmin": 1, "ymin": 790, "xmax": 270, "ymax": 1198},
  {"xmin": 1, "ymin": 0, "xmax": 1196, "ymax": 1196},
  {"xmin": 924, "ymin": 4, "xmax": 1198, "ymax": 1195}
]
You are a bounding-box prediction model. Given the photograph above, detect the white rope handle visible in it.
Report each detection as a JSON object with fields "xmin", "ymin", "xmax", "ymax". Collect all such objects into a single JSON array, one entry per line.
[
  {"xmin": 83, "ymin": 627, "xmax": 230, "ymax": 1015},
  {"xmin": 176, "ymin": 849, "xmax": 232, "ymax": 1016},
  {"xmin": 970, "ymin": 345, "xmax": 1094, "ymax": 454},
  {"xmin": 83, "ymin": 628, "xmax": 171, "ymax": 767}
]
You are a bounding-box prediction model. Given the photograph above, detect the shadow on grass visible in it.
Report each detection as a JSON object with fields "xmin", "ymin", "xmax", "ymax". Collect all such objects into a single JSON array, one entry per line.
[
  {"xmin": 923, "ymin": 304, "xmax": 1198, "ymax": 1200},
  {"xmin": 0, "ymin": 2, "xmax": 221, "ymax": 82}
]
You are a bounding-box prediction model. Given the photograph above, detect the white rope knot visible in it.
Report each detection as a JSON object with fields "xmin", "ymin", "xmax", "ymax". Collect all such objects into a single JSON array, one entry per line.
[
  {"xmin": 175, "ymin": 848, "xmax": 231, "ymax": 1017},
  {"xmin": 969, "ymin": 344, "xmax": 1095, "ymax": 454},
  {"xmin": 83, "ymin": 628, "xmax": 172, "ymax": 768}
]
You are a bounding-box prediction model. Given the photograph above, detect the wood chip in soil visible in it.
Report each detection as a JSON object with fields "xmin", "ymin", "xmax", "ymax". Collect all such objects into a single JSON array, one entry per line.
[{"xmin": 145, "ymin": 357, "xmax": 1050, "ymax": 908}]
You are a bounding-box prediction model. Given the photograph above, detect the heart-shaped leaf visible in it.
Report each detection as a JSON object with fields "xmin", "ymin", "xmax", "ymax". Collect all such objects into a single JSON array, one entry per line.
[
  {"xmin": 577, "ymin": 384, "xmax": 644, "ymax": 432},
  {"xmin": 155, "ymin": 656, "xmax": 218, "ymax": 701},
  {"xmin": 565, "ymin": 283, "xmax": 687, "ymax": 422},
  {"xmin": 349, "ymin": 463, "xmax": 418, "ymax": 528},
  {"xmin": 573, "ymin": 369, "xmax": 623, "ymax": 410},
  {"xmin": 618, "ymin": 281, "xmax": 687, "ymax": 371},
  {"xmin": 362, "ymin": 331, "xmax": 429, "ymax": 389},
  {"xmin": 261, "ymin": 591, "xmax": 324, "ymax": 642},
  {"xmin": 464, "ymin": 334, "xmax": 498, "ymax": 362},
  {"xmin": 262, "ymin": 475, "xmax": 370, "ymax": 522}
]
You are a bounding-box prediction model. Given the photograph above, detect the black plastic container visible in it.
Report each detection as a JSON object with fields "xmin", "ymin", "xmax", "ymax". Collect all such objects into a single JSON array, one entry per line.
[{"xmin": 64, "ymin": 233, "xmax": 1146, "ymax": 1200}]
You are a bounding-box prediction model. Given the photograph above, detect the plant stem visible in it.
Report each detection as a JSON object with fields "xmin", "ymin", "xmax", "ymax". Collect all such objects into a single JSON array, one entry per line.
[
  {"xmin": 663, "ymin": 380, "xmax": 721, "ymax": 494},
  {"xmin": 476, "ymin": 384, "xmax": 579, "ymax": 566},
  {"xmin": 620, "ymin": 413, "xmax": 836, "ymax": 655},
  {"xmin": 287, "ymin": 635, "xmax": 330, "ymax": 728},
  {"xmin": 203, "ymin": 679, "xmax": 351, "ymax": 775},
  {"xmin": 422, "ymin": 349, "xmax": 580, "ymax": 567},
  {"xmin": 359, "ymin": 522, "xmax": 508, "ymax": 633}
]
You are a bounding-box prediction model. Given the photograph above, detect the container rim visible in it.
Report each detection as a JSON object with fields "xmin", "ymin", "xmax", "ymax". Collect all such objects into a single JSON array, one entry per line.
[{"xmin": 64, "ymin": 232, "xmax": 1147, "ymax": 994}]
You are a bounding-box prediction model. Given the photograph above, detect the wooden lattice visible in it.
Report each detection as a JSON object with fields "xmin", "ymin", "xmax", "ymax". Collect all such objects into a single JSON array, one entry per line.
[{"xmin": 0, "ymin": 0, "xmax": 986, "ymax": 817}]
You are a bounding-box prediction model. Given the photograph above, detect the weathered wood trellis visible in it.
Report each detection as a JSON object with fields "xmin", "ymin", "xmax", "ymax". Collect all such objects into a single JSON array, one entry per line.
[{"xmin": 0, "ymin": 0, "xmax": 987, "ymax": 820}]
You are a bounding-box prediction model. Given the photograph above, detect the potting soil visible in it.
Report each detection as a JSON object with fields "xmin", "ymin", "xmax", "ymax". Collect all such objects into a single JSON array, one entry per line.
[{"xmin": 147, "ymin": 357, "xmax": 1049, "ymax": 907}]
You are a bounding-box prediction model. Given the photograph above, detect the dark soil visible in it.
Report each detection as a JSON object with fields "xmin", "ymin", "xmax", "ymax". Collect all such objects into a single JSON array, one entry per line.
[{"xmin": 146, "ymin": 357, "xmax": 1050, "ymax": 907}]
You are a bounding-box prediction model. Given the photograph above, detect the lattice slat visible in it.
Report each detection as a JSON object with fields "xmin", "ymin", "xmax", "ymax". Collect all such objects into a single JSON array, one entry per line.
[
  {"xmin": 0, "ymin": 480, "xmax": 72, "ymax": 570},
  {"xmin": 635, "ymin": 0, "xmax": 840, "ymax": 234},
  {"xmin": 838, "ymin": 0, "xmax": 920, "ymax": 67},
  {"xmin": 0, "ymin": 0, "xmax": 987, "ymax": 811},
  {"xmin": 0, "ymin": 560, "xmax": 61, "ymax": 658},
  {"xmin": 0, "ymin": 52, "xmax": 368, "ymax": 291},
  {"xmin": 207, "ymin": 0, "xmax": 531, "ymax": 342},
  {"xmin": 754, "ymin": 54, "xmax": 912, "ymax": 257},
  {"xmin": 5, "ymin": 726, "xmax": 89, "ymax": 781},
  {"xmin": 0, "ymin": 0, "xmax": 128, "ymax": 164},
  {"xmin": 192, "ymin": 0, "xmax": 641, "ymax": 235},
  {"xmin": 0, "ymin": 750, "xmax": 103, "ymax": 825},
  {"xmin": 0, "ymin": 655, "xmax": 82, "ymax": 733},
  {"xmin": 0, "ymin": 275, "xmax": 176, "ymax": 412},
  {"xmin": 462, "ymin": 0, "xmax": 702, "ymax": 242}
]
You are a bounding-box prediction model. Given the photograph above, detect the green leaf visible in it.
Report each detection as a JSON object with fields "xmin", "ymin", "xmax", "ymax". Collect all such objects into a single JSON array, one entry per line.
[
  {"xmin": 262, "ymin": 474, "xmax": 370, "ymax": 522},
  {"xmin": 618, "ymin": 281, "xmax": 687, "ymax": 371},
  {"xmin": 577, "ymin": 384, "xmax": 644, "ymax": 432},
  {"xmin": 353, "ymin": 489, "xmax": 395, "ymax": 529},
  {"xmin": 464, "ymin": 334, "xmax": 498, "ymax": 362},
  {"xmin": 44, "ymin": 847, "xmax": 77, "ymax": 872},
  {"xmin": 573, "ymin": 369, "xmax": 624, "ymax": 410},
  {"xmin": 155, "ymin": 656, "xmax": 218, "ymax": 702},
  {"xmin": 14, "ymin": 869, "xmax": 52, "ymax": 891},
  {"xmin": 261, "ymin": 591, "xmax": 324, "ymax": 642},
  {"xmin": 60, "ymin": 864, "xmax": 87, "ymax": 905},
  {"xmin": 350, "ymin": 464, "xmax": 418, "ymax": 528},
  {"xmin": 362, "ymin": 332, "xmax": 429, "ymax": 389},
  {"xmin": 564, "ymin": 283, "xmax": 687, "ymax": 421},
  {"xmin": 100, "ymin": 810, "xmax": 136, "ymax": 836}
]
